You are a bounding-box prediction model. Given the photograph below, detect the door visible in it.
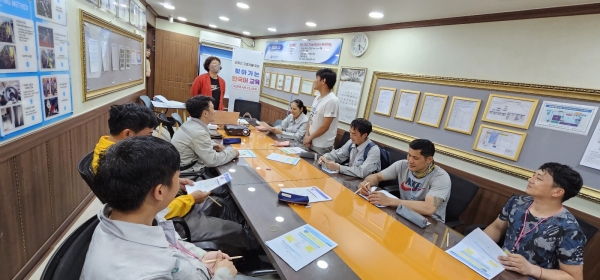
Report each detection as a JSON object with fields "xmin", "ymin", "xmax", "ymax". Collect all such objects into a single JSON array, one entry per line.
[{"xmin": 154, "ymin": 29, "xmax": 199, "ymax": 102}]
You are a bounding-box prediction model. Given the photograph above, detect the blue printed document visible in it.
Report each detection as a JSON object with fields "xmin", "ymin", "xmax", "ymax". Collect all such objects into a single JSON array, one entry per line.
[
  {"xmin": 237, "ymin": 150, "xmax": 257, "ymax": 158},
  {"xmin": 185, "ymin": 173, "xmax": 231, "ymax": 193},
  {"xmin": 446, "ymin": 228, "xmax": 506, "ymax": 279},
  {"xmin": 266, "ymin": 153, "xmax": 301, "ymax": 165},
  {"xmin": 265, "ymin": 224, "xmax": 337, "ymax": 271},
  {"xmin": 281, "ymin": 187, "xmax": 332, "ymax": 203}
]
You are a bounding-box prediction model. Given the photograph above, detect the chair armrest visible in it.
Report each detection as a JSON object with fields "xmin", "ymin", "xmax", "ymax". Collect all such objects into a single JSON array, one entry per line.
[
  {"xmin": 193, "ymin": 241, "xmax": 220, "ymax": 252},
  {"xmin": 170, "ymin": 217, "xmax": 191, "ymax": 242},
  {"xmin": 247, "ymin": 269, "xmax": 278, "ymax": 277},
  {"xmin": 444, "ymin": 220, "xmax": 465, "ymax": 229}
]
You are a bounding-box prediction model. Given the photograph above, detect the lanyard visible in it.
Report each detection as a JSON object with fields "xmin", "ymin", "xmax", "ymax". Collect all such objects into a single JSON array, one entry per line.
[
  {"xmin": 169, "ymin": 242, "xmax": 214, "ymax": 277},
  {"xmin": 512, "ymin": 202, "xmax": 563, "ymax": 251}
]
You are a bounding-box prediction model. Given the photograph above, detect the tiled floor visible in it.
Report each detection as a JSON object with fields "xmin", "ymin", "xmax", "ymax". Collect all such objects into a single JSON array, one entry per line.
[{"xmin": 27, "ymin": 198, "xmax": 280, "ymax": 279}]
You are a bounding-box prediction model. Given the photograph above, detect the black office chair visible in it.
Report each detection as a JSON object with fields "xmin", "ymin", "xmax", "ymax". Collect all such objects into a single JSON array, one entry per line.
[
  {"xmin": 157, "ymin": 113, "xmax": 175, "ymax": 138},
  {"xmin": 78, "ymin": 152, "xmax": 105, "ymax": 203},
  {"xmin": 335, "ymin": 131, "xmax": 350, "ymax": 150},
  {"xmin": 139, "ymin": 95, "xmax": 154, "ymax": 111},
  {"xmin": 444, "ymin": 173, "xmax": 480, "ymax": 228},
  {"xmin": 42, "ymin": 215, "xmax": 99, "ymax": 280},
  {"xmin": 233, "ymin": 100, "xmax": 261, "ymax": 121},
  {"xmin": 379, "ymin": 148, "xmax": 408, "ymax": 196}
]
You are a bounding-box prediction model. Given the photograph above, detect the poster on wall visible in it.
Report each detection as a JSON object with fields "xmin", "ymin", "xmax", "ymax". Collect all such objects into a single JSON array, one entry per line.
[
  {"xmin": 337, "ymin": 67, "xmax": 366, "ymax": 124},
  {"xmin": 100, "ymin": 0, "xmax": 117, "ymax": 16},
  {"xmin": 0, "ymin": 77, "xmax": 43, "ymax": 137},
  {"xmin": 118, "ymin": 0, "xmax": 129, "ymax": 22},
  {"xmin": 228, "ymin": 47, "xmax": 264, "ymax": 111},
  {"xmin": 580, "ymin": 121, "xmax": 600, "ymax": 170},
  {"xmin": 264, "ymin": 39, "xmax": 342, "ymax": 65},
  {"xmin": 534, "ymin": 101, "xmax": 598, "ymax": 135},
  {"xmin": 34, "ymin": 0, "xmax": 67, "ymax": 26},
  {"xmin": 39, "ymin": 74, "xmax": 71, "ymax": 120},
  {"xmin": 36, "ymin": 22, "xmax": 69, "ymax": 71},
  {"xmin": 140, "ymin": 11, "xmax": 146, "ymax": 31},
  {"xmin": 0, "ymin": 11, "xmax": 38, "ymax": 73}
]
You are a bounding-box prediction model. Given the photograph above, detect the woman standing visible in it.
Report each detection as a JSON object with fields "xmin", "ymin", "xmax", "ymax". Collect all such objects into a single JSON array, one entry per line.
[
  {"xmin": 190, "ymin": 56, "xmax": 226, "ymax": 110},
  {"xmin": 261, "ymin": 99, "xmax": 308, "ymax": 142}
]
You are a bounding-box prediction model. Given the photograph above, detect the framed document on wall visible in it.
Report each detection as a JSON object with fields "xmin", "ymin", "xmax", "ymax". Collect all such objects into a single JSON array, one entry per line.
[
  {"xmin": 263, "ymin": 72, "xmax": 271, "ymax": 89},
  {"xmin": 482, "ymin": 94, "xmax": 538, "ymax": 129},
  {"xmin": 291, "ymin": 75, "xmax": 302, "ymax": 94},
  {"xmin": 283, "ymin": 75, "xmax": 293, "ymax": 92},
  {"xmin": 374, "ymin": 87, "xmax": 396, "ymax": 116},
  {"xmin": 276, "ymin": 74, "xmax": 285, "ymax": 90},
  {"xmin": 444, "ymin": 96, "xmax": 481, "ymax": 135},
  {"xmin": 473, "ymin": 124, "xmax": 527, "ymax": 161},
  {"xmin": 269, "ymin": 72, "xmax": 277, "ymax": 89},
  {"xmin": 394, "ymin": 89, "xmax": 420, "ymax": 122},
  {"xmin": 300, "ymin": 79, "xmax": 314, "ymax": 95},
  {"xmin": 417, "ymin": 93, "xmax": 448, "ymax": 127}
]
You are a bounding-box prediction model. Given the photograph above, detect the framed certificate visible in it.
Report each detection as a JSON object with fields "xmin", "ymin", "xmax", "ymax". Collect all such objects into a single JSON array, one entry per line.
[
  {"xmin": 283, "ymin": 75, "xmax": 293, "ymax": 92},
  {"xmin": 394, "ymin": 89, "xmax": 420, "ymax": 122},
  {"xmin": 374, "ymin": 87, "xmax": 396, "ymax": 116},
  {"xmin": 291, "ymin": 75, "xmax": 302, "ymax": 94},
  {"xmin": 276, "ymin": 74, "xmax": 285, "ymax": 90},
  {"xmin": 417, "ymin": 93, "xmax": 448, "ymax": 128},
  {"xmin": 482, "ymin": 94, "xmax": 538, "ymax": 129},
  {"xmin": 444, "ymin": 97, "xmax": 482, "ymax": 135},
  {"xmin": 263, "ymin": 72, "xmax": 271, "ymax": 90},
  {"xmin": 473, "ymin": 124, "xmax": 527, "ymax": 161},
  {"xmin": 300, "ymin": 79, "xmax": 314, "ymax": 95},
  {"xmin": 269, "ymin": 72, "xmax": 277, "ymax": 89}
]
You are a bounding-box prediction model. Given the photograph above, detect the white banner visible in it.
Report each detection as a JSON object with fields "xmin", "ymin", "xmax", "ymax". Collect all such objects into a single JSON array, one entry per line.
[
  {"xmin": 228, "ymin": 47, "xmax": 263, "ymax": 112},
  {"xmin": 264, "ymin": 39, "xmax": 342, "ymax": 65}
]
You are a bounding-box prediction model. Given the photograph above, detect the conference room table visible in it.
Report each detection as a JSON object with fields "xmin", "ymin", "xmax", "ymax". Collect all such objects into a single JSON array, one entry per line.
[{"xmin": 208, "ymin": 127, "xmax": 526, "ymax": 280}]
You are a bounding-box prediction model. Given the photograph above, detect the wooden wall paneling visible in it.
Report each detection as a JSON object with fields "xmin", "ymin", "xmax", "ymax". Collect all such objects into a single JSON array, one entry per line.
[
  {"xmin": 259, "ymin": 102, "xmax": 288, "ymax": 125},
  {"xmin": 0, "ymin": 159, "xmax": 26, "ymax": 279},
  {"xmin": 15, "ymin": 144, "xmax": 53, "ymax": 259},
  {"xmin": 46, "ymin": 132, "xmax": 76, "ymax": 228},
  {"xmin": 71, "ymin": 124, "xmax": 92, "ymax": 204}
]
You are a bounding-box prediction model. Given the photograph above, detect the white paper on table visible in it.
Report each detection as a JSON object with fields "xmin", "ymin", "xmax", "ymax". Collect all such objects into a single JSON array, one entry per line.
[
  {"xmin": 265, "ymin": 224, "xmax": 337, "ymax": 271},
  {"xmin": 419, "ymin": 95, "xmax": 446, "ymax": 125},
  {"xmin": 185, "ymin": 173, "xmax": 232, "ymax": 193},
  {"xmin": 375, "ymin": 88, "xmax": 395, "ymax": 115},
  {"xmin": 238, "ymin": 150, "xmax": 257, "ymax": 158},
  {"xmin": 88, "ymin": 38, "xmax": 100, "ymax": 73},
  {"xmin": 152, "ymin": 95, "xmax": 186, "ymax": 108},
  {"xmin": 279, "ymin": 147, "xmax": 306, "ymax": 154},
  {"xmin": 359, "ymin": 190, "xmax": 398, "ymax": 208},
  {"xmin": 266, "ymin": 153, "xmax": 300, "ymax": 165},
  {"xmin": 446, "ymin": 228, "xmax": 506, "ymax": 280},
  {"xmin": 281, "ymin": 186, "xmax": 331, "ymax": 203},
  {"xmin": 580, "ymin": 121, "xmax": 600, "ymax": 170}
]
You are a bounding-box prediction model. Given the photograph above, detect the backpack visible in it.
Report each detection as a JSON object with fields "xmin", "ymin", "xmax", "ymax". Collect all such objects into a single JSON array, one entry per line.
[{"xmin": 347, "ymin": 142, "xmax": 391, "ymax": 172}]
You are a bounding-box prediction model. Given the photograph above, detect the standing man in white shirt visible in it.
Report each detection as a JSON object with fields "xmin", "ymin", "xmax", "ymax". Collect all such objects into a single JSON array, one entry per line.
[{"xmin": 303, "ymin": 68, "xmax": 339, "ymax": 155}]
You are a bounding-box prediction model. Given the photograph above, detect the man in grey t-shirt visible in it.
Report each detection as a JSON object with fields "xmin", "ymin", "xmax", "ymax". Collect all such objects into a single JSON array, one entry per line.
[{"xmin": 359, "ymin": 139, "xmax": 451, "ymax": 223}]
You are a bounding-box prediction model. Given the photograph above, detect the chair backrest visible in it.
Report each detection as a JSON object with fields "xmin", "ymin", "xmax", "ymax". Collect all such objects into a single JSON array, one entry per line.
[
  {"xmin": 139, "ymin": 95, "xmax": 153, "ymax": 110},
  {"xmin": 233, "ymin": 100, "xmax": 261, "ymax": 120},
  {"xmin": 335, "ymin": 131, "xmax": 350, "ymax": 150},
  {"xmin": 78, "ymin": 152, "xmax": 103, "ymax": 203},
  {"xmin": 445, "ymin": 173, "xmax": 480, "ymax": 224},
  {"xmin": 171, "ymin": 112, "xmax": 183, "ymax": 126},
  {"xmin": 575, "ymin": 217, "xmax": 598, "ymax": 244},
  {"xmin": 385, "ymin": 147, "xmax": 408, "ymax": 166},
  {"xmin": 42, "ymin": 216, "xmax": 99, "ymax": 280},
  {"xmin": 273, "ymin": 119, "xmax": 283, "ymax": 127}
]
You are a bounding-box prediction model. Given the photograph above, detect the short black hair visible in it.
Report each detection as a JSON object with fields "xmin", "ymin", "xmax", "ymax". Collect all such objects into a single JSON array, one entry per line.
[
  {"xmin": 409, "ymin": 139, "xmax": 435, "ymax": 158},
  {"xmin": 203, "ymin": 56, "xmax": 221, "ymax": 72},
  {"xmin": 350, "ymin": 118, "xmax": 372, "ymax": 136},
  {"xmin": 94, "ymin": 136, "xmax": 180, "ymax": 212},
  {"xmin": 316, "ymin": 68, "xmax": 337, "ymax": 89},
  {"xmin": 146, "ymin": 44, "xmax": 151, "ymax": 50},
  {"xmin": 186, "ymin": 96, "xmax": 214, "ymax": 118},
  {"xmin": 108, "ymin": 103, "xmax": 158, "ymax": 136},
  {"xmin": 538, "ymin": 162, "xmax": 583, "ymax": 202},
  {"xmin": 291, "ymin": 99, "xmax": 307, "ymax": 115}
]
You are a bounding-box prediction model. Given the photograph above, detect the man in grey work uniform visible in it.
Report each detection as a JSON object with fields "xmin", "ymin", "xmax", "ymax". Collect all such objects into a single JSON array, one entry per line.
[
  {"xmin": 317, "ymin": 118, "xmax": 381, "ymax": 178},
  {"xmin": 359, "ymin": 139, "xmax": 451, "ymax": 223}
]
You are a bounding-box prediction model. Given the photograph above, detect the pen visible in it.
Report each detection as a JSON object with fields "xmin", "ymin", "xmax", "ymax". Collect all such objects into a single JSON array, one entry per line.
[
  {"xmin": 203, "ymin": 256, "xmax": 243, "ymax": 264},
  {"xmin": 208, "ymin": 196, "xmax": 222, "ymax": 207},
  {"xmin": 446, "ymin": 232, "xmax": 449, "ymax": 248},
  {"xmin": 355, "ymin": 182, "xmax": 369, "ymax": 194}
]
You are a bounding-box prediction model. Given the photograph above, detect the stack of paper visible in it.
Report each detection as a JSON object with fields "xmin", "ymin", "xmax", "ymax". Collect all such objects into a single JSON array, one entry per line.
[
  {"xmin": 446, "ymin": 228, "xmax": 506, "ymax": 279},
  {"xmin": 237, "ymin": 150, "xmax": 257, "ymax": 158},
  {"xmin": 266, "ymin": 153, "xmax": 301, "ymax": 165},
  {"xmin": 279, "ymin": 147, "xmax": 307, "ymax": 154},
  {"xmin": 281, "ymin": 187, "xmax": 332, "ymax": 203},
  {"xmin": 152, "ymin": 95, "xmax": 186, "ymax": 109},
  {"xmin": 265, "ymin": 225, "xmax": 338, "ymax": 271},
  {"xmin": 185, "ymin": 173, "xmax": 231, "ymax": 193}
]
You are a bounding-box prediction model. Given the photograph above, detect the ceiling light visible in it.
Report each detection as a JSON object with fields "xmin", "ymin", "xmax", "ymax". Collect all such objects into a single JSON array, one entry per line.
[
  {"xmin": 302, "ymin": 39, "xmax": 308, "ymax": 41},
  {"xmin": 243, "ymin": 31, "xmax": 250, "ymax": 35},
  {"xmin": 120, "ymin": 4, "xmax": 127, "ymax": 7},
  {"xmin": 177, "ymin": 17, "xmax": 187, "ymax": 21},
  {"xmin": 369, "ymin": 12, "xmax": 384, "ymax": 18},
  {"xmin": 306, "ymin": 22, "xmax": 316, "ymax": 27},
  {"xmin": 268, "ymin": 27, "xmax": 276, "ymax": 32},
  {"xmin": 237, "ymin": 2, "xmax": 249, "ymax": 9},
  {"xmin": 163, "ymin": 3, "xmax": 174, "ymax": 10},
  {"xmin": 219, "ymin": 16, "xmax": 229, "ymax": 21},
  {"xmin": 209, "ymin": 24, "xmax": 217, "ymax": 28}
]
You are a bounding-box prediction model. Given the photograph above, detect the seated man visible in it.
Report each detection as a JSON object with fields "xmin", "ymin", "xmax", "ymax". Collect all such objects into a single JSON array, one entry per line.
[
  {"xmin": 171, "ymin": 96, "xmax": 239, "ymax": 174},
  {"xmin": 484, "ymin": 162, "xmax": 586, "ymax": 279},
  {"xmin": 359, "ymin": 139, "xmax": 451, "ymax": 223},
  {"xmin": 82, "ymin": 136, "xmax": 238, "ymax": 279},
  {"xmin": 92, "ymin": 103, "xmax": 255, "ymax": 249},
  {"xmin": 317, "ymin": 118, "xmax": 380, "ymax": 178}
]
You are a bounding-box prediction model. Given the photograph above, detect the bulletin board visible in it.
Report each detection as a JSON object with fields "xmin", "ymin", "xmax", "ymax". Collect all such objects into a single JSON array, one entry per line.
[
  {"xmin": 0, "ymin": 0, "xmax": 73, "ymax": 142},
  {"xmin": 81, "ymin": 10, "xmax": 144, "ymax": 101},
  {"xmin": 260, "ymin": 62, "xmax": 338, "ymax": 110},
  {"xmin": 364, "ymin": 72, "xmax": 600, "ymax": 203}
]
